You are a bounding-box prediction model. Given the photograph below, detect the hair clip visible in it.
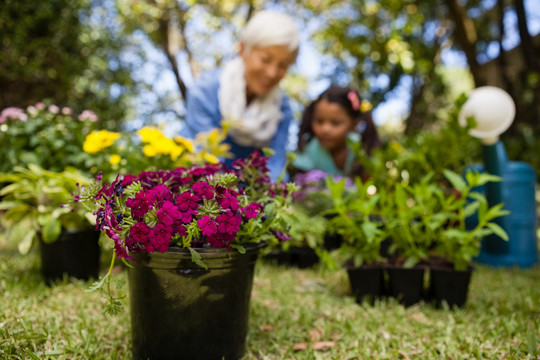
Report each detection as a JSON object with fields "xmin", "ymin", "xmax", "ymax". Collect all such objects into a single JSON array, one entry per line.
[{"xmin": 347, "ymin": 91, "xmax": 361, "ymax": 111}]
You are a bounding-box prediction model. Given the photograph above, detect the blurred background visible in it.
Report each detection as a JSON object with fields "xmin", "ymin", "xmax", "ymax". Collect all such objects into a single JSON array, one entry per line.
[{"xmin": 1, "ymin": 0, "xmax": 539, "ymax": 173}]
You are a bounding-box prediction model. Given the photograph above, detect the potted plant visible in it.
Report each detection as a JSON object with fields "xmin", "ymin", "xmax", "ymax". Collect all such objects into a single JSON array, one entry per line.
[
  {"xmin": 426, "ymin": 169, "xmax": 509, "ymax": 307},
  {"xmin": 74, "ymin": 150, "xmax": 296, "ymax": 360},
  {"xmin": 0, "ymin": 103, "xmax": 101, "ymax": 174},
  {"xmin": 0, "ymin": 164, "xmax": 98, "ymax": 284},
  {"xmin": 379, "ymin": 173, "xmax": 449, "ymax": 306},
  {"xmin": 324, "ymin": 176, "xmax": 388, "ymax": 304},
  {"xmin": 264, "ymin": 205, "xmax": 327, "ymax": 268}
]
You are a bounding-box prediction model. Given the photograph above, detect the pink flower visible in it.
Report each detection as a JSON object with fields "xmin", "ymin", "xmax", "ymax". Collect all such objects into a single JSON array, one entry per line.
[
  {"xmin": 244, "ymin": 202, "xmax": 261, "ymax": 220},
  {"xmin": 129, "ymin": 221, "xmax": 151, "ymax": 244},
  {"xmin": 148, "ymin": 224, "xmax": 172, "ymax": 253},
  {"xmin": 0, "ymin": 107, "xmax": 28, "ymax": 122},
  {"xmin": 156, "ymin": 201, "xmax": 181, "ymax": 227},
  {"xmin": 78, "ymin": 109, "xmax": 98, "ymax": 122},
  {"xmin": 48, "ymin": 104, "xmax": 60, "ymax": 114},
  {"xmin": 176, "ymin": 191, "xmax": 199, "ymax": 212},
  {"xmin": 192, "ymin": 181, "xmax": 215, "ymax": 200},
  {"xmin": 216, "ymin": 210, "xmax": 242, "ymax": 235},
  {"xmin": 197, "ymin": 215, "xmax": 217, "ymax": 236},
  {"xmin": 61, "ymin": 107, "xmax": 73, "ymax": 115},
  {"xmin": 217, "ymin": 192, "xmax": 240, "ymax": 211}
]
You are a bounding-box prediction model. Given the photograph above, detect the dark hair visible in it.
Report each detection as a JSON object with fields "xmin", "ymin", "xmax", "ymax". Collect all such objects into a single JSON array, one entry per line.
[{"xmin": 297, "ymin": 85, "xmax": 380, "ymax": 156}]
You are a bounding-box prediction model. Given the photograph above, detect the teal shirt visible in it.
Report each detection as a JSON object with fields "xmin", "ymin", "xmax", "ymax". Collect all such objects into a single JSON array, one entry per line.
[{"xmin": 292, "ymin": 136, "xmax": 358, "ymax": 176}]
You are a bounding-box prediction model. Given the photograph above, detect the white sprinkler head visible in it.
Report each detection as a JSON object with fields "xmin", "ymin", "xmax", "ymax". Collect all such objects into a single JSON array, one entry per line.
[{"xmin": 458, "ymin": 86, "xmax": 515, "ymax": 145}]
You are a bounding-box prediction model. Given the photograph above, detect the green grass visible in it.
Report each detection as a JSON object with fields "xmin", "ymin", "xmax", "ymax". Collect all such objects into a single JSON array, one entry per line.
[{"xmin": 1, "ymin": 238, "xmax": 539, "ymax": 359}]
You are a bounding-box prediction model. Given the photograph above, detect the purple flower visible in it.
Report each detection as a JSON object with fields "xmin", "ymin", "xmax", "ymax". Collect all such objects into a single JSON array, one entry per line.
[
  {"xmin": 216, "ymin": 211, "xmax": 242, "ymax": 235},
  {"xmin": 126, "ymin": 191, "xmax": 152, "ymax": 220},
  {"xmin": 156, "ymin": 201, "xmax": 181, "ymax": 227},
  {"xmin": 243, "ymin": 202, "xmax": 261, "ymax": 220},
  {"xmin": 146, "ymin": 184, "xmax": 173, "ymax": 205},
  {"xmin": 176, "ymin": 191, "xmax": 199, "ymax": 212},
  {"xmin": 197, "ymin": 215, "xmax": 217, "ymax": 236},
  {"xmin": 148, "ymin": 223, "xmax": 172, "ymax": 253},
  {"xmin": 192, "ymin": 181, "xmax": 215, "ymax": 200},
  {"xmin": 129, "ymin": 222, "xmax": 151, "ymax": 244},
  {"xmin": 217, "ymin": 192, "xmax": 240, "ymax": 211},
  {"xmin": 271, "ymin": 230, "xmax": 292, "ymax": 242}
]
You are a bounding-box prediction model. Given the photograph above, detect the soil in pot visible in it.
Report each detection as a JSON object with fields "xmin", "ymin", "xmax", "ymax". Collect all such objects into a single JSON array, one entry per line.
[{"xmin": 39, "ymin": 229, "xmax": 100, "ymax": 285}]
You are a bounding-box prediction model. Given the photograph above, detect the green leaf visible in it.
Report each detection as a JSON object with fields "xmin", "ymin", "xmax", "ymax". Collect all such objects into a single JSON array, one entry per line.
[
  {"xmin": 18, "ymin": 229, "xmax": 37, "ymax": 255},
  {"xmin": 230, "ymin": 243, "xmax": 246, "ymax": 254},
  {"xmin": 41, "ymin": 217, "xmax": 62, "ymax": 243},
  {"xmin": 85, "ymin": 274, "xmax": 109, "ymax": 294},
  {"xmin": 462, "ymin": 202, "xmax": 480, "ymax": 218},
  {"xmin": 486, "ymin": 222, "xmax": 509, "ymax": 241},
  {"xmin": 443, "ymin": 169, "xmax": 466, "ymax": 192},
  {"xmin": 403, "ymin": 256, "xmax": 419, "ymax": 268},
  {"xmin": 188, "ymin": 247, "xmax": 208, "ymax": 270}
]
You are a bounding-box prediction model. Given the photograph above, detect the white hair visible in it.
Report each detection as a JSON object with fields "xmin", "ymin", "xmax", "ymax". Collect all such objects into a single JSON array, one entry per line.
[{"xmin": 241, "ymin": 10, "xmax": 300, "ymax": 56}]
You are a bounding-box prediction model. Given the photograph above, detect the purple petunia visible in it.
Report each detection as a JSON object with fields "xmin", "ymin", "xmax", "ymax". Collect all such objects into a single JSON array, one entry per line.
[
  {"xmin": 156, "ymin": 201, "xmax": 181, "ymax": 227},
  {"xmin": 216, "ymin": 210, "xmax": 242, "ymax": 235},
  {"xmin": 197, "ymin": 215, "xmax": 217, "ymax": 236},
  {"xmin": 192, "ymin": 181, "xmax": 215, "ymax": 200},
  {"xmin": 217, "ymin": 192, "xmax": 240, "ymax": 211}
]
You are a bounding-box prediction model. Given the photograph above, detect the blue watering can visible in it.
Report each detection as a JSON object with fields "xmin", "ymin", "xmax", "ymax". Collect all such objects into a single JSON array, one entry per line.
[{"xmin": 460, "ymin": 86, "xmax": 538, "ymax": 268}]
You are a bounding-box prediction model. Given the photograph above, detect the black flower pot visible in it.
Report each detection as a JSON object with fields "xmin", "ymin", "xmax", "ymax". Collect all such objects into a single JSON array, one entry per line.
[
  {"xmin": 129, "ymin": 243, "xmax": 264, "ymax": 360},
  {"xmin": 263, "ymin": 246, "xmax": 319, "ymax": 268},
  {"xmin": 428, "ymin": 266, "xmax": 473, "ymax": 308},
  {"xmin": 39, "ymin": 229, "xmax": 100, "ymax": 285},
  {"xmin": 346, "ymin": 265, "xmax": 385, "ymax": 304},
  {"xmin": 386, "ymin": 266, "xmax": 425, "ymax": 306}
]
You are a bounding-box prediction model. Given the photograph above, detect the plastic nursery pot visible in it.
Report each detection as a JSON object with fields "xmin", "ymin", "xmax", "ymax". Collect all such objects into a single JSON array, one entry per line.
[
  {"xmin": 264, "ymin": 246, "xmax": 319, "ymax": 268},
  {"xmin": 39, "ymin": 229, "xmax": 100, "ymax": 285},
  {"xmin": 428, "ymin": 266, "xmax": 473, "ymax": 308},
  {"xmin": 128, "ymin": 242, "xmax": 265, "ymax": 360},
  {"xmin": 346, "ymin": 264, "xmax": 385, "ymax": 305},
  {"xmin": 386, "ymin": 265, "xmax": 425, "ymax": 306}
]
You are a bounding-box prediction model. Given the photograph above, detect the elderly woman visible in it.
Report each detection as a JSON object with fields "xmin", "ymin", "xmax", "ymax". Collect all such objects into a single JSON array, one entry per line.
[{"xmin": 182, "ymin": 10, "xmax": 300, "ymax": 180}]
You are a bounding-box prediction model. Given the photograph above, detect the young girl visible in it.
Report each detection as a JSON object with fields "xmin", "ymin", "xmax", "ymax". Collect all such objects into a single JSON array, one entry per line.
[{"xmin": 292, "ymin": 86, "xmax": 380, "ymax": 178}]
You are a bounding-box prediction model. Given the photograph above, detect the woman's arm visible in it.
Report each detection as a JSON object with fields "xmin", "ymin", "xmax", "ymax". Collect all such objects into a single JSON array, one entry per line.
[{"xmin": 182, "ymin": 71, "xmax": 221, "ymax": 138}]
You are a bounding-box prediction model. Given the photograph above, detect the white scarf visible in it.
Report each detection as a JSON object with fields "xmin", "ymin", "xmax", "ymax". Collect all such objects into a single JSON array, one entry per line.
[{"xmin": 218, "ymin": 57, "xmax": 283, "ymax": 148}]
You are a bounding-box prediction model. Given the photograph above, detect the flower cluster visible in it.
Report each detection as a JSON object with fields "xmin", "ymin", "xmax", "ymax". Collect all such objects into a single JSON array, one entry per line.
[
  {"xmin": 0, "ymin": 102, "xmax": 100, "ymax": 173},
  {"xmin": 76, "ymin": 150, "xmax": 295, "ymax": 266},
  {"xmin": 81, "ymin": 127, "xmax": 231, "ymax": 181}
]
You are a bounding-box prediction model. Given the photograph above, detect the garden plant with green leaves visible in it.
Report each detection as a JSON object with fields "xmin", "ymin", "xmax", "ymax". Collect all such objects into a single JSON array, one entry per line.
[{"xmin": 0, "ymin": 164, "xmax": 94, "ymax": 254}]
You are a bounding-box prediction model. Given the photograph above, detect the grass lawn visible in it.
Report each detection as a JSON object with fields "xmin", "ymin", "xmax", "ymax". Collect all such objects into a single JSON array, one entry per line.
[{"xmin": 1, "ymin": 238, "xmax": 539, "ymax": 359}]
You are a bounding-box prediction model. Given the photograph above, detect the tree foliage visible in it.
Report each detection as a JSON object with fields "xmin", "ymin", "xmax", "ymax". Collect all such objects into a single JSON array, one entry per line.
[{"xmin": 0, "ymin": 0, "xmax": 137, "ymax": 130}]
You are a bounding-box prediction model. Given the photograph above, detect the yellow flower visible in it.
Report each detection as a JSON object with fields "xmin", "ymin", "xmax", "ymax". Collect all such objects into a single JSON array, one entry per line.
[
  {"xmin": 83, "ymin": 130, "xmax": 120, "ymax": 154},
  {"xmin": 175, "ymin": 136, "xmax": 195, "ymax": 153},
  {"xmin": 137, "ymin": 127, "xmax": 165, "ymax": 144},
  {"xmin": 109, "ymin": 154, "xmax": 121, "ymax": 165},
  {"xmin": 202, "ymin": 153, "xmax": 219, "ymax": 164},
  {"xmin": 361, "ymin": 100, "xmax": 373, "ymax": 113},
  {"xmin": 142, "ymin": 144, "xmax": 158, "ymax": 157}
]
